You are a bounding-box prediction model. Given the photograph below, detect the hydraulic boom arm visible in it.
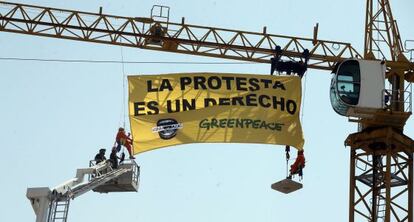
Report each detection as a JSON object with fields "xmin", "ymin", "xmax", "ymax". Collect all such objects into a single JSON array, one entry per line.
[{"xmin": 26, "ymin": 160, "xmax": 139, "ymax": 222}]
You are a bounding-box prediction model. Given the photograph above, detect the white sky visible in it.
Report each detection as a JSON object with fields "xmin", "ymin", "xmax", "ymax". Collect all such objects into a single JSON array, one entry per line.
[{"xmin": 0, "ymin": 0, "xmax": 413, "ymax": 221}]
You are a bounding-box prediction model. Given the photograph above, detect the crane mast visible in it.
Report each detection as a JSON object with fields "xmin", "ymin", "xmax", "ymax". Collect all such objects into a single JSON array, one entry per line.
[
  {"xmin": 1, "ymin": 1, "xmax": 413, "ymax": 222},
  {"xmin": 364, "ymin": 0, "xmax": 404, "ymax": 61},
  {"xmin": 345, "ymin": 1, "xmax": 414, "ymax": 222}
]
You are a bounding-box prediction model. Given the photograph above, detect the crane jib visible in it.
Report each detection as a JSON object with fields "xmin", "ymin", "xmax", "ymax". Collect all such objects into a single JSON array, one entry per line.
[{"xmin": 0, "ymin": 1, "xmax": 366, "ymax": 71}]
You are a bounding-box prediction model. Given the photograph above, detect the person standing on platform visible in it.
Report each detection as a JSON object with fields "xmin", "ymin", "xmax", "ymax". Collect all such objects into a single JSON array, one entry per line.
[
  {"xmin": 109, "ymin": 147, "xmax": 119, "ymax": 169},
  {"xmin": 94, "ymin": 148, "xmax": 106, "ymax": 164}
]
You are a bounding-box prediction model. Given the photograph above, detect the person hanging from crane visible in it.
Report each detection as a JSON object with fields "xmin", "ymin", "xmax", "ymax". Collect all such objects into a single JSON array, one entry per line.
[
  {"xmin": 115, "ymin": 127, "xmax": 135, "ymax": 159},
  {"xmin": 286, "ymin": 145, "xmax": 305, "ymax": 179}
]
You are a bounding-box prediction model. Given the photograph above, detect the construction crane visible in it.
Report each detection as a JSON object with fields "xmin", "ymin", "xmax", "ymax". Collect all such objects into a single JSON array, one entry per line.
[
  {"xmin": 27, "ymin": 160, "xmax": 140, "ymax": 222},
  {"xmin": 0, "ymin": 1, "xmax": 413, "ymax": 221}
]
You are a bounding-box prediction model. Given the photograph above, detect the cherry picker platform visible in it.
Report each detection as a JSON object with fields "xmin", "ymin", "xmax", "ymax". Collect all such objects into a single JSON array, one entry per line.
[{"xmin": 26, "ymin": 159, "xmax": 140, "ymax": 222}]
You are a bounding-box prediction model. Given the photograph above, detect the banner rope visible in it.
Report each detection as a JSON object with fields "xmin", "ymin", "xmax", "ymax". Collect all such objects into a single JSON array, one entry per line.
[{"xmin": 301, "ymin": 72, "xmax": 307, "ymax": 123}]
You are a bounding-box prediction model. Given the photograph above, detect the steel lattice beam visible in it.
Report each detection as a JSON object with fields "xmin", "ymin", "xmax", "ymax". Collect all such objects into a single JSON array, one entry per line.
[{"xmin": 0, "ymin": 1, "xmax": 362, "ymax": 71}]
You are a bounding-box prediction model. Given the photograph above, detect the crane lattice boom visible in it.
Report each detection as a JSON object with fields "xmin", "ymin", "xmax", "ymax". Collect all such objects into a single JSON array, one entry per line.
[{"xmin": 0, "ymin": 1, "xmax": 363, "ymax": 71}]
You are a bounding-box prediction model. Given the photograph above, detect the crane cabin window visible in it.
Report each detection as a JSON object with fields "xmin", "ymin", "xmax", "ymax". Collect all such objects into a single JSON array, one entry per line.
[
  {"xmin": 336, "ymin": 60, "xmax": 361, "ymax": 106},
  {"xmin": 330, "ymin": 79, "xmax": 349, "ymax": 116}
]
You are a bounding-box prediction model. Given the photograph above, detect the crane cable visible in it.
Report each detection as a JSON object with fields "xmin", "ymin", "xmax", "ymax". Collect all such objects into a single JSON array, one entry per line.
[
  {"xmin": 0, "ymin": 57, "xmax": 257, "ymax": 65},
  {"xmin": 299, "ymin": 72, "xmax": 308, "ymax": 181},
  {"xmin": 301, "ymin": 72, "xmax": 307, "ymax": 123},
  {"xmin": 285, "ymin": 71, "xmax": 307, "ymax": 179},
  {"xmin": 120, "ymin": 40, "xmax": 127, "ymax": 129}
]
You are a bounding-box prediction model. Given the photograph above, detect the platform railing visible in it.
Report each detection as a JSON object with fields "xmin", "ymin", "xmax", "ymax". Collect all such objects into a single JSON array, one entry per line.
[
  {"xmin": 124, "ymin": 159, "xmax": 140, "ymax": 188},
  {"xmin": 88, "ymin": 159, "xmax": 140, "ymax": 190}
]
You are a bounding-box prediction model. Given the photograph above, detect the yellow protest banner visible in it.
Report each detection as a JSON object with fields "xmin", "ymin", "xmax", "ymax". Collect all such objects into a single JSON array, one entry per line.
[{"xmin": 128, "ymin": 73, "xmax": 304, "ymax": 154}]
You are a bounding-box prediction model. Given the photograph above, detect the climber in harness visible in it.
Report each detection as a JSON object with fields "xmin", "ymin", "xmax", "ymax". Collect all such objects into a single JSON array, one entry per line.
[
  {"xmin": 270, "ymin": 45, "xmax": 310, "ymax": 78},
  {"xmin": 115, "ymin": 127, "xmax": 135, "ymax": 159},
  {"xmin": 285, "ymin": 145, "xmax": 306, "ymax": 179}
]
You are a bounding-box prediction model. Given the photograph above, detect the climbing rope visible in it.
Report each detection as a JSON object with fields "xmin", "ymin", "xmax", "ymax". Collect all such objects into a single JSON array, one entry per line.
[
  {"xmin": 120, "ymin": 39, "xmax": 127, "ymax": 129},
  {"xmin": 285, "ymin": 145, "xmax": 290, "ymax": 178},
  {"xmin": 116, "ymin": 39, "xmax": 128, "ymax": 160}
]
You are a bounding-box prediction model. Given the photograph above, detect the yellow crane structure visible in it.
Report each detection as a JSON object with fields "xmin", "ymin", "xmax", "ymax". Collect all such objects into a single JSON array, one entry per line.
[{"xmin": 0, "ymin": 1, "xmax": 413, "ymax": 221}]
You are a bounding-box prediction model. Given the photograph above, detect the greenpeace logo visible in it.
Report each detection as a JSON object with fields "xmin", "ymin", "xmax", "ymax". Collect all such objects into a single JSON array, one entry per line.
[
  {"xmin": 152, "ymin": 123, "xmax": 183, "ymax": 133},
  {"xmin": 152, "ymin": 118, "xmax": 183, "ymax": 140}
]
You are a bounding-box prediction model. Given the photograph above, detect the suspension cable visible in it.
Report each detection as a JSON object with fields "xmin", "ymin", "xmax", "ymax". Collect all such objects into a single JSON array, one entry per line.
[{"xmin": 0, "ymin": 57, "xmax": 258, "ymax": 65}]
